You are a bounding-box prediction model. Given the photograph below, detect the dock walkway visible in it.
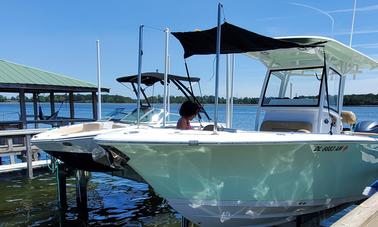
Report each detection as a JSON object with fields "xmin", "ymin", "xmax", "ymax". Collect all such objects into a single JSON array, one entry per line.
[
  {"xmin": 0, "ymin": 159, "xmax": 51, "ymax": 174},
  {"xmin": 0, "ymin": 128, "xmax": 48, "ymax": 178},
  {"xmin": 332, "ymin": 193, "xmax": 378, "ymax": 226}
]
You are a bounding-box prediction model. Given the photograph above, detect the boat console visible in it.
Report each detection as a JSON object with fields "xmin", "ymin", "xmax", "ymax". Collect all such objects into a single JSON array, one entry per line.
[{"xmin": 256, "ymin": 66, "xmax": 344, "ymax": 134}]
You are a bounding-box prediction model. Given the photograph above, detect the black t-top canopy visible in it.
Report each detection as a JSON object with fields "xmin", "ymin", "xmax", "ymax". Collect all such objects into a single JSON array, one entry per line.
[
  {"xmin": 172, "ymin": 22, "xmax": 321, "ymax": 58},
  {"xmin": 116, "ymin": 72, "xmax": 200, "ymax": 86}
]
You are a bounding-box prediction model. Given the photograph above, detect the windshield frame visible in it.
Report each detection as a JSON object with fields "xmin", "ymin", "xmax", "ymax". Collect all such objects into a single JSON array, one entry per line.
[
  {"xmin": 324, "ymin": 67, "xmax": 342, "ymax": 113},
  {"xmin": 261, "ymin": 66, "xmax": 325, "ymax": 107}
]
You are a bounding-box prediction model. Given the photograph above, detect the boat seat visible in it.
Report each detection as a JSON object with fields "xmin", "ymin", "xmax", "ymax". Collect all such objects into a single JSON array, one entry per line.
[
  {"xmin": 82, "ymin": 123, "xmax": 101, "ymax": 131},
  {"xmin": 112, "ymin": 123, "xmax": 127, "ymax": 129},
  {"xmin": 260, "ymin": 120, "xmax": 312, "ymax": 132},
  {"xmin": 203, "ymin": 124, "xmax": 215, "ymax": 131},
  {"xmin": 341, "ymin": 111, "xmax": 356, "ymax": 125}
]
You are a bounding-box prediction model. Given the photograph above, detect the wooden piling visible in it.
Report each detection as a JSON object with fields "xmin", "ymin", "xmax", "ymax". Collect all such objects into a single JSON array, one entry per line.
[
  {"xmin": 7, "ymin": 138, "xmax": 15, "ymax": 164},
  {"xmin": 181, "ymin": 216, "xmax": 196, "ymax": 227},
  {"xmin": 92, "ymin": 91, "xmax": 98, "ymax": 120},
  {"xmin": 76, "ymin": 169, "xmax": 89, "ymax": 221},
  {"xmin": 57, "ymin": 161, "xmax": 68, "ymax": 209},
  {"xmin": 25, "ymin": 135, "xmax": 33, "ymax": 179}
]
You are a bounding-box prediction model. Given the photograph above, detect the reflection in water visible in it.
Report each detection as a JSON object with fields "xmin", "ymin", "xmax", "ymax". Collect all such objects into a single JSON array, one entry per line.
[{"xmin": 0, "ymin": 172, "xmax": 180, "ymax": 226}]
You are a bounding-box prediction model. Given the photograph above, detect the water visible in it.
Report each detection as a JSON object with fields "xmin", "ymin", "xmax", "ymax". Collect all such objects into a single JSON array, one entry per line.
[{"xmin": 0, "ymin": 103, "xmax": 378, "ymax": 226}]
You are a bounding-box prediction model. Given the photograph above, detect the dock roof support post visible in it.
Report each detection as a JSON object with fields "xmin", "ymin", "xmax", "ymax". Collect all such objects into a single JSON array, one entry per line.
[
  {"xmin": 33, "ymin": 93, "xmax": 38, "ymax": 128},
  {"xmin": 19, "ymin": 89, "xmax": 27, "ymax": 129},
  {"xmin": 92, "ymin": 91, "xmax": 98, "ymax": 120},
  {"xmin": 69, "ymin": 92, "xmax": 75, "ymax": 125},
  {"xmin": 50, "ymin": 92, "xmax": 55, "ymax": 115}
]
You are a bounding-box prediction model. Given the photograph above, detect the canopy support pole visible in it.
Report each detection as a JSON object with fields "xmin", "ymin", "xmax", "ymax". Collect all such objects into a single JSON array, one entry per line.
[
  {"xmin": 226, "ymin": 54, "xmax": 235, "ymax": 128},
  {"xmin": 167, "ymin": 56, "xmax": 171, "ymax": 122},
  {"xmin": 163, "ymin": 28, "xmax": 170, "ymax": 127},
  {"xmin": 137, "ymin": 25, "xmax": 144, "ymax": 127},
  {"xmin": 213, "ymin": 3, "xmax": 222, "ymax": 134},
  {"xmin": 96, "ymin": 40, "xmax": 102, "ymax": 120},
  {"xmin": 230, "ymin": 54, "xmax": 234, "ymax": 127}
]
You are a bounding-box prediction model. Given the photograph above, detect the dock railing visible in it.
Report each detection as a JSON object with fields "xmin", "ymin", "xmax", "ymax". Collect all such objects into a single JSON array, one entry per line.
[{"xmin": 0, "ymin": 128, "xmax": 48, "ymax": 178}]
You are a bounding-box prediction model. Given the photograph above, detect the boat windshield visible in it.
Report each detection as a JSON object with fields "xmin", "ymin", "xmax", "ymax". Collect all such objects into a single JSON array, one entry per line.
[
  {"xmin": 103, "ymin": 108, "xmax": 128, "ymax": 121},
  {"xmin": 119, "ymin": 107, "xmax": 165, "ymax": 124},
  {"xmin": 262, "ymin": 67, "xmax": 323, "ymax": 107}
]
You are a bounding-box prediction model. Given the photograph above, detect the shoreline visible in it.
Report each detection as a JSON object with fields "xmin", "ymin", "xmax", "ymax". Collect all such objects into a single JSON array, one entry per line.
[{"xmin": 0, "ymin": 102, "xmax": 377, "ymax": 107}]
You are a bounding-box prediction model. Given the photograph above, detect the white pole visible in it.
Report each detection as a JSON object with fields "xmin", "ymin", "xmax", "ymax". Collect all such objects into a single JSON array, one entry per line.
[
  {"xmin": 96, "ymin": 40, "xmax": 102, "ymax": 120},
  {"xmin": 213, "ymin": 3, "xmax": 222, "ymax": 133},
  {"xmin": 230, "ymin": 54, "xmax": 234, "ymax": 128},
  {"xmin": 137, "ymin": 25, "xmax": 144, "ymax": 126},
  {"xmin": 226, "ymin": 54, "xmax": 230, "ymax": 128},
  {"xmin": 167, "ymin": 55, "xmax": 171, "ymax": 122},
  {"xmin": 163, "ymin": 28, "xmax": 170, "ymax": 127},
  {"xmin": 349, "ymin": 0, "xmax": 357, "ymax": 47}
]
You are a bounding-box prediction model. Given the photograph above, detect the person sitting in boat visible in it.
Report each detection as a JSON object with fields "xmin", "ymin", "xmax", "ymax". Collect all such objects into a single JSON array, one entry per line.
[{"xmin": 177, "ymin": 100, "xmax": 199, "ymax": 130}]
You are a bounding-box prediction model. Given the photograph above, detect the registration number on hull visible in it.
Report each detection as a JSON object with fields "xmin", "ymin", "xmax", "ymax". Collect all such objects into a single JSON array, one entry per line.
[{"xmin": 310, "ymin": 145, "xmax": 349, "ymax": 153}]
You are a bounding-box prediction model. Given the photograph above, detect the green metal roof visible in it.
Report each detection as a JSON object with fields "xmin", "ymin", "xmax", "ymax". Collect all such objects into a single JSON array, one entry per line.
[{"xmin": 0, "ymin": 59, "xmax": 109, "ymax": 92}]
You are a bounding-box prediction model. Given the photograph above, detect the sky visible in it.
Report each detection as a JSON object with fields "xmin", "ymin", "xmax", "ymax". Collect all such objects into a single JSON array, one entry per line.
[{"xmin": 1, "ymin": 0, "xmax": 378, "ymax": 99}]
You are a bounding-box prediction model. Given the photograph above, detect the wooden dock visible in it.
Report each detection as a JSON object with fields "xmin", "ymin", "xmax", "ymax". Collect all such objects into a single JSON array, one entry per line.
[
  {"xmin": 0, "ymin": 159, "xmax": 50, "ymax": 174},
  {"xmin": 332, "ymin": 193, "xmax": 378, "ymax": 227},
  {"xmin": 0, "ymin": 128, "xmax": 48, "ymax": 178}
]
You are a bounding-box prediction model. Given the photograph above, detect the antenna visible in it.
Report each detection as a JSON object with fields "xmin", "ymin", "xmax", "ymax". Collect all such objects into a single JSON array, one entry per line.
[{"xmin": 349, "ymin": 0, "xmax": 357, "ymax": 47}]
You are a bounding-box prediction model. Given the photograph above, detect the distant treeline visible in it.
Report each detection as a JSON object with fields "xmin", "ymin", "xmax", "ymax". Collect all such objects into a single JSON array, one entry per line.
[
  {"xmin": 0, "ymin": 93, "xmax": 378, "ymax": 105},
  {"xmin": 343, "ymin": 93, "xmax": 378, "ymax": 105}
]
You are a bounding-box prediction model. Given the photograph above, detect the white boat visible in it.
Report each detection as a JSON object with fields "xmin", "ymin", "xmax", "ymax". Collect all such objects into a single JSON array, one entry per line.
[
  {"xmin": 94, "ymin": 22, "xmax": 378, "ymax": 226},
  {"xmin": 32, "ymin": 72, "xmax": 210, "ymax": 172}
]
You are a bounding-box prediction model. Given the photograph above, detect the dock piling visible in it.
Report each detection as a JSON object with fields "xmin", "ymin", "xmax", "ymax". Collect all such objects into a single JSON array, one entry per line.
[
  {"xmin": 57, "ymin": 161, "xmax": 68, "ymax": 209},
  {"xmin": 76, "ymin": 169, "xmax": 89, "ymax": 221},
  {"xmin": 25, "ymin": 135, "xmax": 33, "ymax": 179},
  {"xmin": 7, "ymin": 138, "xmax": 15, "ymax": 164},
  {"xmin": 181, "ymin": 216, "xmax": 196, "ymax": 227}
]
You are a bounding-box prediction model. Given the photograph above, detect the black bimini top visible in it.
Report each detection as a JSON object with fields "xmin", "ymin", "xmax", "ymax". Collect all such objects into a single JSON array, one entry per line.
[
  {"xmin": 172, "ymin": 22, "xmax": 322, "ymax": 58},
  {"xmin": 116, "ymin": 72, "xmax": 200, "ymax": 86}
]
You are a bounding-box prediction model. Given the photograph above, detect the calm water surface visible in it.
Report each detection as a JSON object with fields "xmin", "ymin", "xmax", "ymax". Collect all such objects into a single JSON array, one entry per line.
[{"xmin": 0, "ymin": 103, "xmax": 378, "ymax": 226}]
